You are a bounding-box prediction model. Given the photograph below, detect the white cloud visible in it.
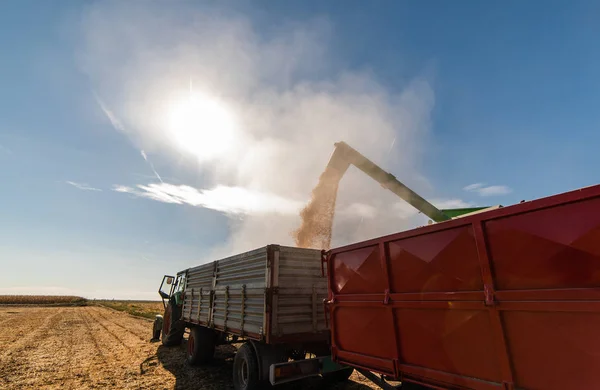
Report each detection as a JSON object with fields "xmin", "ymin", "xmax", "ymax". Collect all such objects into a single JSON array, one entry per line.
[
  {"xmin": 113, "ymin": 182, "xmax": 303, "ymax": 216},
  {"xmin": 339, "ymin": 203, "xmax": 378, "ymax": 219},
  {"xmin": 432, "ymin": 198, "xmax": 474, "ymax": 209},
  {"xmin": 392, "ymin": 201, "xmax": 421, "ymax": 218},
  {"xmin": 391, "ymin": 198, "xmax": 473, "ymax": 219},
  {"xmin": 464, "ymin": 183, "xmax": 511, "ymax": 197},
  {"xmin": 66, "ymin": 181, "xmax": 102, "ymax": 192},
  {"xmin": 477, "ymin": 185, "xmax": 512, "ymax": 196},
  {"xmin": 112, "ymin": 185, "xmax": 133, "ymax": 193},
  {"xmin": 463, "ymin": 183, "xmax": 484, "ymax": 191}
]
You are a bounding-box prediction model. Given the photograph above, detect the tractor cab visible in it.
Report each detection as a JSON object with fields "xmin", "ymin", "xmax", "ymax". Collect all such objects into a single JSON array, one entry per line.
[
  {"xmin": 153, "ymin": 271, "xmax": 187, "ymax": 343},
  {"xmin": 158, "ymin": 271, "xmax": 187, "ymax": 308}
]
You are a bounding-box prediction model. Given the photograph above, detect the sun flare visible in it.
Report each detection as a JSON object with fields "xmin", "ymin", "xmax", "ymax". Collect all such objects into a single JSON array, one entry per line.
[{"xmin": 167, "ymin": 93, "xmax": 236, "ymax": 161}]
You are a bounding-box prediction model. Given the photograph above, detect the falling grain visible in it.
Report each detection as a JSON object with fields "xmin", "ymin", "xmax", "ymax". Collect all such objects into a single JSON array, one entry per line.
[{"xmin": 293, "ymin": 166, "xmax": 344, "ymax": 250}]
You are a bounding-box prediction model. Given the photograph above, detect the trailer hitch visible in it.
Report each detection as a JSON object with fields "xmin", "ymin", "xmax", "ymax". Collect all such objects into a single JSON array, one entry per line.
[
  {"xmin": 323, "ymin": 295, "xmax": 335, "ymax": 328},
  {"xmin": 321, "ymin": 250, "xmax": 329, "ymax": 277}
]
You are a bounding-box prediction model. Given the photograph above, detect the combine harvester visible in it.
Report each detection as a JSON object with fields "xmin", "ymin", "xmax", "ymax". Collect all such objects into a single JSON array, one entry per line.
[{"xmin": 155, "ymin": 142, "xmax": 600, "ymax": 390}]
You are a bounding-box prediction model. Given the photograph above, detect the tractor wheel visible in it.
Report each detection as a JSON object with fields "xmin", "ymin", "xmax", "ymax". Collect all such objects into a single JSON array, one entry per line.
[
  {"xmin": 161, "ymin": 302, "xmax": 184, "ymax": 346},
  {"xmin": 186, "ymin": 326, "xmax": 216, "ymax": 365},
  {"xmin": 233, "ymin": 343, "xmax": 260, "ymax": 390},
  {"xmin": 322, "ymin": 367, "xmax": 354, "ymax": 384},
  {"xmin": 151, "ymin": 315, "xmax": 163, "ymax": 341}
]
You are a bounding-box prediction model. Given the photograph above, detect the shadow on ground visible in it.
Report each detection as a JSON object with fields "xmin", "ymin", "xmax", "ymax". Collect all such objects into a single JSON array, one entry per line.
[{"xmin": 156, "ymin": 339, "xmax": 373, "ymax": 390}]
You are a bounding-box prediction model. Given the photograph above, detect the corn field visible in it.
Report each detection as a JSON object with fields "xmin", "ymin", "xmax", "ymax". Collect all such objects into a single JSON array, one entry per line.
[{"xmin": 0, "ymin": 295, "xmax": 87, "ymax": 305}]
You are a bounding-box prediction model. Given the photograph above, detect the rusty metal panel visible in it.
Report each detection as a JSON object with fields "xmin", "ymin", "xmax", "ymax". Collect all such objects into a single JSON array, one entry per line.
[
  {"xmin": 272, "ymin": 246, "xmax": 328, "ymax": 337},
  {"xmin": 182, "ymin": 262, "xmax": 214, "ymax": 325},
  {"xmin": 327, "ymin": 184, "xmax": 600, "ymax": 390}
]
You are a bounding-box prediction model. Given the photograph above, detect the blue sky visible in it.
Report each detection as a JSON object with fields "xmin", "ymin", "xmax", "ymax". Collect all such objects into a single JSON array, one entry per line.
[{"xmin": 1, "ymin": 1, "xmax": 599, "ymax": 299}]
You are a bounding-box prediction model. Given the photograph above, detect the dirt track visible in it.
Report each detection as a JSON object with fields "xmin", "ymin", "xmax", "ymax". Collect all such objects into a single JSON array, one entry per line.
[{"xmin": 0, "ymin": 306, "xmax": 375, "ymax": 389}]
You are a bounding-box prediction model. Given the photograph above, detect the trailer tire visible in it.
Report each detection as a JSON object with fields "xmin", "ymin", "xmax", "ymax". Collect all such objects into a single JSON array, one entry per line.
[
  {"xmin": 186, "ymin": 326, "xmax": 216, "ymax": 365},
  {"xmin": 161, "ymin": 302, "xmax": 184, "ymax": 346},
  {"xmin": 322, "ymin": 367, "xmax": 354, "ymax": 384},
  {"xmin": 233, "ymin": 343, "xmax": 260, "ymax": 390}
]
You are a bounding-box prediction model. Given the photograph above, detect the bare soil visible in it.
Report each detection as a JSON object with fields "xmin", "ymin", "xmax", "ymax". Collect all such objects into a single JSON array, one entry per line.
[{"xmin": 0, "ymin": 306, "xmax": 377, "ymax": 389}]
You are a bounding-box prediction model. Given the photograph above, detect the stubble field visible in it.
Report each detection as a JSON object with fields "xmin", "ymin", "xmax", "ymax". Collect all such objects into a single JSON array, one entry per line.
[{"xmin": 0, "ymin": 305, "xmax": 376, "ymax": 389}]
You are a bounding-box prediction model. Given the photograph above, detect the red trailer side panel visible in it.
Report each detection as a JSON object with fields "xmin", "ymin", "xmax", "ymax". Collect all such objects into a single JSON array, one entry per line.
[{"xmin": 327, "ymin": 184, "xmax": 600, "ymax": 390}]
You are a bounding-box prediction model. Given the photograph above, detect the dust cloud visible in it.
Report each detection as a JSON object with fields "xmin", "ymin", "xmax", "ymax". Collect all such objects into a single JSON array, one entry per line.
[{"xmin": 79, "ymin": 2, "xmax": 439, "ymax": 259}]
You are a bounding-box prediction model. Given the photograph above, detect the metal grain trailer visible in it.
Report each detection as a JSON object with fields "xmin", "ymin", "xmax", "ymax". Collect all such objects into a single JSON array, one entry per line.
[
  {"xmin": 155, "ymin": 140, "xmax": 600, "ymax": 390},
  {"xmin": 325, "ymin": 184, "xmax": 600, "ymax": 390},
  {"xmin": 156, "ymin": 245, "xmax": 352, "ymax": 390}
]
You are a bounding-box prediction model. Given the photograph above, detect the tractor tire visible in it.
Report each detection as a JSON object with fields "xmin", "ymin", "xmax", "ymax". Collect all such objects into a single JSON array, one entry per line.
[
  {"xmin": 186, "ymin": 326, "xmax": 216, "ymax": 365},
  {"xmin": 161, "ymin": 302, "xmax": 184, "ymax": 346},
  {"xmin": 233, "ymin": 343, "xmax": 261, "ymax": 390},
  {"xmin": 151, "ymin": 315, "xmax": 163, "ymax": 341},
  {"xmin": 322, "ymin": 367, "xmax": 354, "ymax": 384}
]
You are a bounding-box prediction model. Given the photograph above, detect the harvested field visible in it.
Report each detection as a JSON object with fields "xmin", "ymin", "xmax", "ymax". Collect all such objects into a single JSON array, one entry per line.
[{"xmin": 0, "ymin": 306, "xmax": 376, "ymax": 389}]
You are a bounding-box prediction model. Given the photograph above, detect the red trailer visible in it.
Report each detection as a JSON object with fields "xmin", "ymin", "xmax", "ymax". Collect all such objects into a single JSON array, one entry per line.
[{"xmin": 325, "ymin": 184, "xmax": 600, "ymax": 390}]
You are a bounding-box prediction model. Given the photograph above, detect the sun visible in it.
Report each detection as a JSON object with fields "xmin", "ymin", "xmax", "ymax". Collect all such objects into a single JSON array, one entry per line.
[{"xmin": 166, "ymin": 93, "xmax": 236, "ymax": 161}]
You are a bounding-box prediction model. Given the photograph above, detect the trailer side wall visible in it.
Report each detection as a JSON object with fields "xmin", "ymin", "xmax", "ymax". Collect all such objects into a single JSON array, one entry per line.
[
  {"xmin": 272, "ymin": 247, "xmax": 328, "ymax": 342},
  {"xmin": 182, "ymin": 245, "xmax": 329, "ymax": 343},
  {"xmin": 327, "ymin": 184, "xmax": 600, "ymax": 390}
]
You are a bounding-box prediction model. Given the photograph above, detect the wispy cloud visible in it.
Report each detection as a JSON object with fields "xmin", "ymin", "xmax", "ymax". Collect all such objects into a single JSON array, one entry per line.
[
  {"xmin": 113, "ymin": 182, "xmax": 303, "ymax": 216},
  {"xmin": 140, "ymin": 150, "xmax": 163, "ymax": 183},
  {"xmin": 113, "ymin": 185, "xmax": 135, "ymax": 193},
  {"xmin": 463, "ymin": 183, "xmax": 484, "ymax": 192},
  {"xmin": 66, "ymin": 181, "xmax": 102, "ymax": 192},
  {"xmin": 93, "ymin": 91, "xmax": 125, "ymax": 132},
  {"xmin": 463, "ymin": 183, "xmax": 511, "ymax": 197}
]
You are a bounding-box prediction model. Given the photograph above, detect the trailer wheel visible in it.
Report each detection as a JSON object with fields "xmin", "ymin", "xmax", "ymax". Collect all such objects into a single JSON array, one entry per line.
[
  {"xmin": 186, "ymin": 326, "xmax": 216, "ymax": 365},
  {"xmin": 322, "ymin": 367, "xmax": 354, "ymax": 384},
  {"xmin": 161, "ymin": 302, "xmax": 184, "ymax": 346},
  {"xmin": 233, "ymin": 343, "xmax": 260, "ymax": 390}
]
